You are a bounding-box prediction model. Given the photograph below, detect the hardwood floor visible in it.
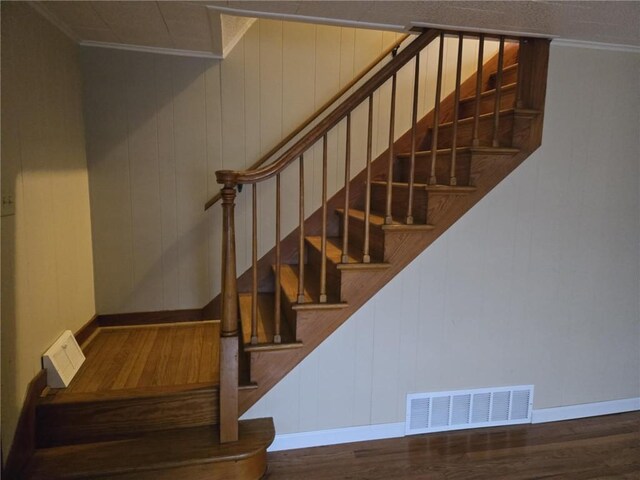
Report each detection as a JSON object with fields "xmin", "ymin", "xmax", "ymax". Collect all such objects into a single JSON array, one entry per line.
[
  {"xmin": 266, "ymin": 412, "xmax": 640, "ymax": 479},
  {"xmin": 49, "ymin": 321, "xmax": 220, "ymax": 397}
]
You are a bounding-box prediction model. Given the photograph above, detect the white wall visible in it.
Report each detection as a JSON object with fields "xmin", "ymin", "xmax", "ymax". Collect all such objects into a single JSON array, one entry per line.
[
  {"xmin": 1, "ymin": 3, "xmax": 96, "ymax": 459},
  {"xmin": 81, "ymin": 20, "xmax": 498, "ymax": 314},
  {"xmin": 243, "ymin": 44, "xmax": 640, "ymax": 432}
]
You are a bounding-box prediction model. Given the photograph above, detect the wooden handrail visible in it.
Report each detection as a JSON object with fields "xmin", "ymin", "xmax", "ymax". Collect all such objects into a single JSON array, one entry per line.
[
  {"xmin": 215, "ymin": 29, "xmax": 439, "ymax": 187},
  {"xmin": 204, "ymin": 33, "xmax": 410, "ymax": 210}
]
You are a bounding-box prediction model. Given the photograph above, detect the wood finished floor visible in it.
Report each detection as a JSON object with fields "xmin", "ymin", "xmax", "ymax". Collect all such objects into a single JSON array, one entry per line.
[
  {"xmin": 50, "ymin": 322, "xmax": 220, "ymax": 397},
  {"xmin": 266, "ymin": 412, "xmax": 640, "ymax": 479}
]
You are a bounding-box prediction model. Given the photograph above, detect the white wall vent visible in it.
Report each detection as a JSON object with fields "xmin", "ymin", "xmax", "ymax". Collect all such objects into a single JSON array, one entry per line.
[
  {"xmin": 406, "ymin": 385, "xmax": 534, "ymax": 435},
  {"xmin": 42, "ymin": 330, "xmax": 85, "ymax": 388}
]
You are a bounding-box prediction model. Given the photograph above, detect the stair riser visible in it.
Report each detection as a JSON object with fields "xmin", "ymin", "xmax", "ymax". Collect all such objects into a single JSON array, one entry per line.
[
  {"xmin": 427, "ymin": 113, "xmax": 515, "ymax": 149},
  {"xmin": 488, "ymin": 65, "xmax": 519, "ymax": 90},
  {"xmin": 36, "ymin": 389, "xmax": 219, "ymax": 448},
  {"xmin": 306, "ymin": 244, "xmax": 343, "ymax": 302},
  {"xmin": 370, "ymin": 183, "xmax": 428, "ymax": 224},
  {"xmin": 395, "ymin": 153, "xmax": 472, "ymax": 186},
  {"xmin": 427, "ymin": 192, "xmax": 473, "ymax": 225},
  {"xmin": 458, "ymin": 84, "xmax": 516, "ymax": 119},
  {"xmin": 337, "ymin": 212, "xmax": 385, "ymax": 262}
]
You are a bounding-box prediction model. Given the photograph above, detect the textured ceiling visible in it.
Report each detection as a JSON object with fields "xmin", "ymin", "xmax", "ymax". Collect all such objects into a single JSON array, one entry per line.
[
  {"xmin": 33, "ymin": 1, "xmax": 254, "ymax": 57},
  {"xmin": 33, "ymin": 1, "xmax": 640, "ymax": 55},
  {"xmin": 209, "ymin": 0, "xmax": 640, "ymax": 46}
]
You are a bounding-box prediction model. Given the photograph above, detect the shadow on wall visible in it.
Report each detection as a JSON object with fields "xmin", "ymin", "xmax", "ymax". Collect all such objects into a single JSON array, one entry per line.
[{"xmin": 80, "ymin": 46, "xmax": 222, "ymax": 315}]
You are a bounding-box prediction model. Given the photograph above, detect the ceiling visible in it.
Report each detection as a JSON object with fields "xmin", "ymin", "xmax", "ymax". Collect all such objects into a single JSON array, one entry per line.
[
  {"xmin": 209, "ymin": 1, "xmax": 640, "ymax": 46},
  {"xmin": 32, "ymin": 1, "xmax": 640, "ymax": 58}
]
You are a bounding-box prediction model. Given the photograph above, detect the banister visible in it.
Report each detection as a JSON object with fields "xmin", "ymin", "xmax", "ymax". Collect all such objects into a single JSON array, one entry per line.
[
  {"xmin": 204, "ymin": 32, "xmax": 411, "ymax": 210},
  {"xmin": 214, "ymin": 29, "xmax": 440, "ymax": 188}
]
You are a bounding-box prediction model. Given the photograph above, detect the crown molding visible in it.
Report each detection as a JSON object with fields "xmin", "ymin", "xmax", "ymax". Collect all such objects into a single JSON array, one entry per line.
[
  {"xmin": 552, "ymin": 38, "xmax": 640, "ymax": 53},
  {"xmin": 79, "ymin": 41, "xmax": 222, "ymax": 60}
]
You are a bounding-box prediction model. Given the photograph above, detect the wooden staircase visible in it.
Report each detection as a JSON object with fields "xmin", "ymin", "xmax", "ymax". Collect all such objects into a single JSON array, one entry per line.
[{"xmin": 14, "ymin": 29, "xmax": 549, "ymax": 480}]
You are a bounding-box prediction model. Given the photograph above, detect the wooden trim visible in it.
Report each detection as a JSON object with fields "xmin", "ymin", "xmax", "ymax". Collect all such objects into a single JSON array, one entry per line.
[
  {"xmin": 74, "ymin": 314, "xmax": 99, "ymax": 347},
  {"xmin": 4, "ymin": 370, "xmax": 47, "ymax": 479},
  {"xmin": 95, "ymin": 308, "xmax": 204, "ymax": 327}
]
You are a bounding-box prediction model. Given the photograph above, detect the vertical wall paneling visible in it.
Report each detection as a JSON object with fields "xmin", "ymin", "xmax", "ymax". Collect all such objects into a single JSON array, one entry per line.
[{"xmin": 2, "ymin": 2, "xmax": 95, "ymax": 459}]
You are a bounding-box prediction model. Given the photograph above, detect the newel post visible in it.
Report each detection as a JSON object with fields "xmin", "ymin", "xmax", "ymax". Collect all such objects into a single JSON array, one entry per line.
[{"xmin": 219, "ymin": 179, "xmax": 239, "ymax": 443}]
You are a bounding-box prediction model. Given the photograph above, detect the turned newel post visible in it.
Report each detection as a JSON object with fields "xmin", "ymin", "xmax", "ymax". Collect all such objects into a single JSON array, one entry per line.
[
  {"xmin": 220, "ymin": 182, "xmax": 239, "ymax": 337},
  {"xmin": 218, "ymin": 177, "xmax": 239, "ymax": 443}
]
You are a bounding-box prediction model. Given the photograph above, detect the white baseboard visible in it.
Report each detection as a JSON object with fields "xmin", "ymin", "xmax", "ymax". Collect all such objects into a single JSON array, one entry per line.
[
  {"xmin": 268, "ymin": 397, "xmax": 640, "ymax": 452},
  {"xmin": 268, "ymin": 422, "xmax": 405, "ymax": 452},
  {"xmin": 531, "ymin": 397, "xmax": 640, "ymax": 424}
]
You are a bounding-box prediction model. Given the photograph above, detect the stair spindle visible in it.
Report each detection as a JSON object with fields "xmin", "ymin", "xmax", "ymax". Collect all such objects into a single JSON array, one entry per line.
[
  {"xmin": 472, "ymin": 33, "xmax": 485, "ymax": 147},
  {"xmin": 363, "ymin": 94, "xmax": 374, "ymax": 263},
  {"xmin": 515, "ymin": 39, "xmax": 524, "ymax": 109},
  {"xmin": 320, "ymin": 135, "xmax": 328, "ymax": 303},
  {"xmin": 384, "ymin": 74, "xmax": 397, "ymax": 225},
  {"xmin": 341, "ymin": 114, "xmax": 351, "ymax": 263},
  {"xmin": 297, "ymin": 155, "xmax": 305, "ymax": 303},
  {"xmin": 429, "ymin": 32, "xmax": 445, "ymax": 186},
  {"xmin": 450, "ymin": 33, "xmax": 464, "ymax": 186},
  {"xmin": 251, "ymin": 184, "xmax": 258, "ymax": 344},
  {"xmin": 406, "ymin": 54, "xmax": 420, "ymax": 224},
  {"xmin": 274, "ymin": 174, "xmax": 282, "ymax": 343},
  {"xmin": 492, "ymin": 36, "xmax": 505, "ymax": 148}
]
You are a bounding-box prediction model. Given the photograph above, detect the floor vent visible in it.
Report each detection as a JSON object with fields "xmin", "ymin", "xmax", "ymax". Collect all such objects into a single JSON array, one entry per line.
[{"xmin": 405, "ymin": 385, "xmax": 534, "ymax": 435}]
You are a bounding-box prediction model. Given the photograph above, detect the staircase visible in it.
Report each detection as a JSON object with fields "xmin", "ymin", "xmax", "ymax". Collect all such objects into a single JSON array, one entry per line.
[{"xmin": 14, "ymin": 29, "xmax": 549, "ymax": 479}]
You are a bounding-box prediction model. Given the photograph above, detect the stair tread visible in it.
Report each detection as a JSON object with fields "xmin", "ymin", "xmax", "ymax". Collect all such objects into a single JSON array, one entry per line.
[
  {"xmin": 25, "ymin": 418, "xmax": 275, "ymax": 480},
  {"xmin": 489, "ymin": 62, "xmax": 518, "ymax": 78},
  {"xmin": 336, "ymin": 208, "xmax": 435, "ymax": 231},
  {"xmin": 396, "ymin": 146, "xmax": 519, "ymax": 159},
  {"xmin": 306, "ymin": 236, "xmax": 392, "ymax": 271},
  {"xmin": 279, "ymin": 263, "xmax": 344, "ymax": 307},
  {"xmin": 239, "ymin": 293, "xmax": 300, "ymax": 350},
  {"xmin": 371, "ymin": 180, "xmax": 477, "ymax": 193},
  {"xmin": 459, "ymin": 81, "xmax": 517, "ymax": 104}
]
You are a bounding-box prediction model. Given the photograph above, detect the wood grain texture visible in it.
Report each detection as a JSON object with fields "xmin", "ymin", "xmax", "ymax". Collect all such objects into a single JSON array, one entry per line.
[
  {"xmin": 4, "ymin": 371, "xmax": 47, "ymax": 480},
  {"xmin": 50, "ymin": 323, "xmax": 220, "ymax": 395},
  {"xmin": 266, "ymin": 412, "xmax": 640, "ymax": 479},
  {"xmin": 24, "ymin": 418, "xmax": 274, "ymax": 480},
  {"xmin": 234, "ymin": 39, "xmax": 549, "ymax": 415}
]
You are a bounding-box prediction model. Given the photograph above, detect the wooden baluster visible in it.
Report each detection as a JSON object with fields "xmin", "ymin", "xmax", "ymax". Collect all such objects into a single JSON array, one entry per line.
[
  {"xmin": 450, "ymin": 33, "xmax": 464, "ymax": 186},
  {"xmin": 515, "ymin": 39, "xmax": 525, "ymax": 109},
  {"xmin": 406, "ymin": 54, "xmax": 420, "ymax": 224},
  {"xmin": 492, "ymin": 36, "xmax": 505, "ymax": 147},
  {"xmin": 363, "ymin": 94, "xmax": 374, "ymax": 262},
  {"xmin": 429, "ymin": 32, "xmax": 445, "ymax": 186},
  {"xmin": 472, "ymin": 33, "xmax": 485, "ymax": 147},
  {"xmin": 319, "ymin": 135, "xmax": 328, "ymax": 303},
  {"xmin": 219, "ymin": 182, "xmax": 238, "ymax": 443},
  {"xmin": 274, "ymin": 174, "xmax": 282, "ymax": 343},
  {"xmin": 384, "ymin": 73, "xmax": 397, "ymax": 225},
  {"xmin": 251, "ymin": 184, "xmax": 258, "ymax": 344},
  {"xmin": 297, "ymin": 155, "xmax": 305, "ymax": 303},
  {"xmin": 341, "ymin": 114, "xmax": 351, "ymax": 263}
]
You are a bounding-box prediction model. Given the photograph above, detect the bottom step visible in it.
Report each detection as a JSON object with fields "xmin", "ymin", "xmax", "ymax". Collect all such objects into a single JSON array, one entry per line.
[{"xmin": 24, "ymin": 418, "xmax": 275, "ymax": 480}]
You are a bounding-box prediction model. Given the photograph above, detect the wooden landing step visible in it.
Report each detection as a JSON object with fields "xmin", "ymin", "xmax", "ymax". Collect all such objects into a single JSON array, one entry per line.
[
  {"xmin": 37, "ymin": 322, "xmax": 223, "ymax": 448},
  {"xmin": 24, "ymin": 418, "xmax": 275, "ymax": 480}
]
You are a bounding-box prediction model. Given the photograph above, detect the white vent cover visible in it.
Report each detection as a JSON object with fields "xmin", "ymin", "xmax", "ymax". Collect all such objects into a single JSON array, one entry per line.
[
  {"xmin": 42, "ymin": 330, "xmax": 85, "ymax": 388},
  {"xmin": 406, "ymin": 385, "xmax": 534, "ymax": 435}
]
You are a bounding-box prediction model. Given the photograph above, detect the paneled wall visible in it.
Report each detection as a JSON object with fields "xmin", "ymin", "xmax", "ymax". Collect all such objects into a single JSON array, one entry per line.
[
  {"xmin": 1, "ymin": 3, "xmax": 96, "ymax": 459},
  {"xmin": 82, "ymin": 20, "xmax": 498, "ymax": 314},
  {"xmin": 243, "ymin": 45, "xmax": 640, "ymax": 430}
]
